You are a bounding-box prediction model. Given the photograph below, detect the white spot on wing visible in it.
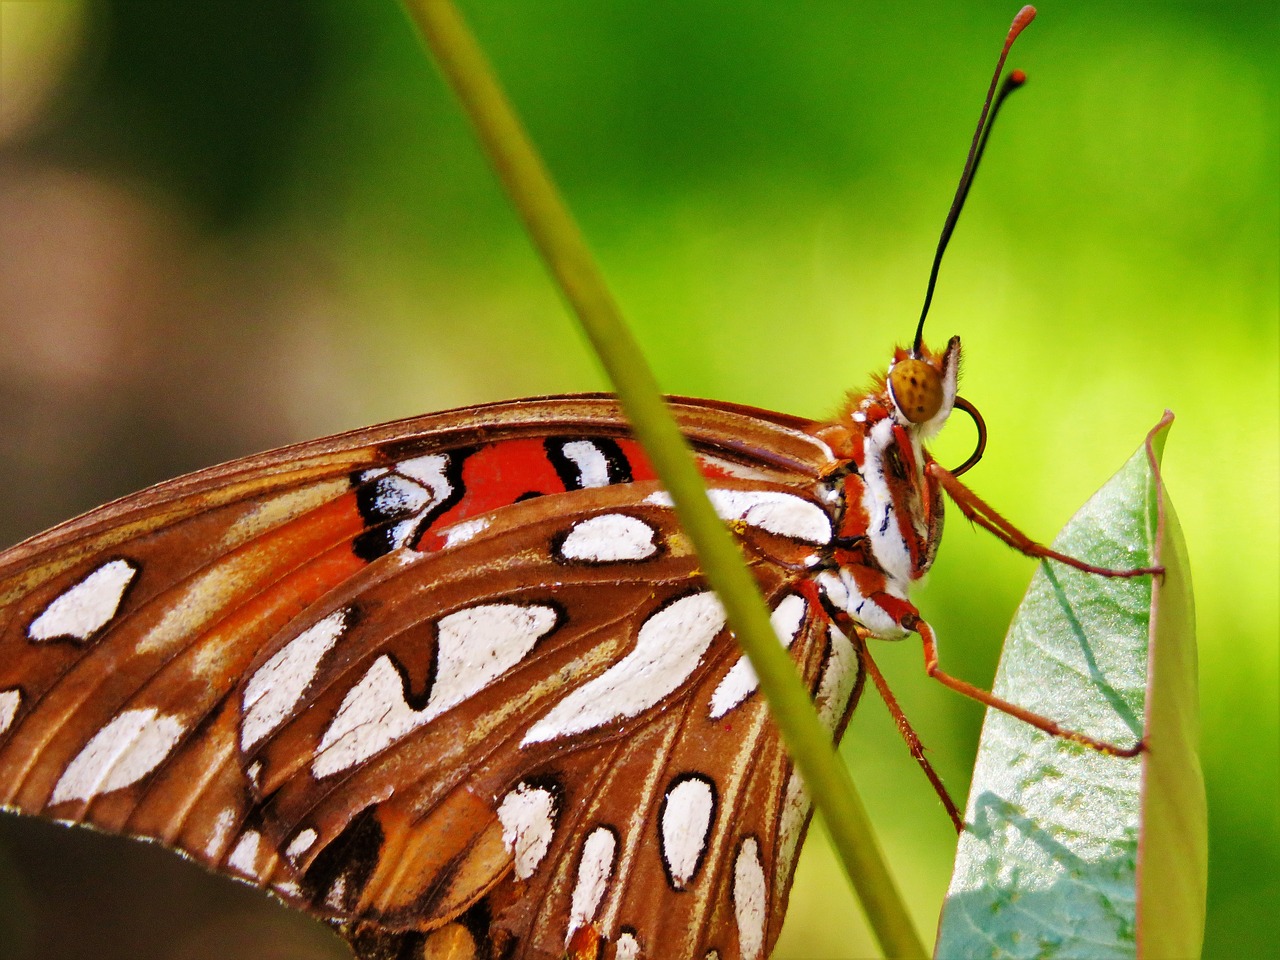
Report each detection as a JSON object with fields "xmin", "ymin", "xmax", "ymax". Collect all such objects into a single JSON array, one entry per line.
[
  {"xmin": 0, "ymin": 689, "xmax": 20, "ymax": 735},
  {"xmin": 497, "ymin": 782, "xmax": 558, "ymax": 880},
  {"xmin": 733, "ymin": 837, "xmax": 768, "ymax": 960},
  {"xmin": 430, "ymin": 604, "xmax": 559, "ymax": 716},
  {"xmin": 660, "ymin": 775, "xmax": 716, "ymax": 889},
  {"xmin": 28, "ymin": 559, "xmax": 137, "ymax": 642},
  {"xmin": 645, "ymin": 490, "xmax": 831, "ymax": 544},
  {"xmin": 242, "ymin": 609, "xmax": 348, "ymax": 750},
  {"xmin": 227, "ymin": 830, "xmax": 262, "ymax": 878},
  {"xmin": 285, "ymin": 827, "xmax": 318, "ymax": 862},
  {"xmin": 615, "ymin": 932, "xmax": 641, "ymax": 960},
  {"xmin": 775, "ymin": 771, "xmax": 811, "ymax": 887},
  {"xmin": 50, "ymin": 707, "xmax": 184, "ymax": 805},
  {"xmin": 710, "ymin": 594, "xmax": 806, "ymax": 719},
  {"xmin": 313, "ymin": 603, "xmax": 558, "ymax": 777},
  {"xmin": 326, "ymin": 874, "xmax": 348, "ymax": 909},
  {"xmin": 567, "ymin": 826, "xmax": 616, "ymax": 946},
  {"xmin": 522, "ymin": 592, "xmax": 726, "ymax": 745},
  {"xmin": 311, "ymin": 656, "xmax": 403, "ymax": 778},
  {"xmin": 395, "ymin": 453, "xmax": 452, "ymax": 491},
  {"xmin": 206, "ymin": 808, "xmax": 237, "ymax": 858},
  {"xmin": 815, "ymin": 624, "xmax": 859, "ymax": 731},
  {"xmin": 558, "ymin": 514, "xmax": 658, "ymax": 563},
  {"xmin": 379, "ymin": 521, "xmax": 411, "ymax": 552},
  {"xmin": 372, "ymin": 473, "xmax": 430, "ymax": 517},
  {"xmin": 560, "ymin": 440, "xmax": 611, "ymax": 488},
  {"xmin": 443, "ymin": 517, "xmax": 489, "ymax": 547}
]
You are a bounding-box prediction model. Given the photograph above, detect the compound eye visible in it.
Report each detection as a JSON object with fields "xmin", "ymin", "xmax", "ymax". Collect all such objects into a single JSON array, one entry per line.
[{"xmin": 888, "ymin": 358, "xmax": 943, "ymax": 423}]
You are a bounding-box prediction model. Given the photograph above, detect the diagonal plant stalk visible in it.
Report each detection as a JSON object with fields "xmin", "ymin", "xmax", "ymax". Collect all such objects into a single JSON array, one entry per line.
[{"xmin": 399, "ymin": 0, "xmax": 925, "ymax": 956}]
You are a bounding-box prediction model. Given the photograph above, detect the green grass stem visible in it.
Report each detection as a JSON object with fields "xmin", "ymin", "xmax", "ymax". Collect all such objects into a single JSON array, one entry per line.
[{"xmin": 400, "ymin": 0, "xmax": 926, "ymax": 955}]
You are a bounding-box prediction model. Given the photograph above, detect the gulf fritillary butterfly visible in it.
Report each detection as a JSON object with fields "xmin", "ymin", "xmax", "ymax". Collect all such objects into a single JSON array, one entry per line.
[{"xmin": 0, "ymin": 6, "xmax": 1155, "ymax": 960}]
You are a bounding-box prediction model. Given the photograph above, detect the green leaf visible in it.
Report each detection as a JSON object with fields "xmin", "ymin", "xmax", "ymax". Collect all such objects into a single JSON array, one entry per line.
[
  {"xmin": 1135, "ymin": 420, "xmax": 1206, "ymax": 959},
  {"xmin": 935, "ymin": 414, "xmax": 1204, "ymax": 959}
]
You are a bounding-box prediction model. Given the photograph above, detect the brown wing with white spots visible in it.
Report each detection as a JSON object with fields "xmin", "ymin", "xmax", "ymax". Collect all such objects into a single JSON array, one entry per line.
[
  {"xmin": 0, "ymin": 452, "xmax": 375, "ymax": 868},
  {"xmin": 0, "ymin": 396, "xmax": 847, "ymax": 960},
  {"xmin": 240, "ymin": 481, "xmax": 861, "ymax": 960}
]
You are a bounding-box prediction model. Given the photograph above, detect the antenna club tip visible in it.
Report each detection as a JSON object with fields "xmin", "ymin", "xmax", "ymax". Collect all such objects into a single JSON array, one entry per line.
[
  {"xmin": 1009, "ymin": 69, "xmax": 1027, "ymax": 85},
  {"xmin": 1010, "ymin": 6, "xmax": 1037, "ymax": 40}
]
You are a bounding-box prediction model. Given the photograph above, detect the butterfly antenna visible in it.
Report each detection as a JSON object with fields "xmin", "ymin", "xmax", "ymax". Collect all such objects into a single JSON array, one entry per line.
[{"xmin": 913, "ymin": 5, "xmax": 1036, "ymax": 356}]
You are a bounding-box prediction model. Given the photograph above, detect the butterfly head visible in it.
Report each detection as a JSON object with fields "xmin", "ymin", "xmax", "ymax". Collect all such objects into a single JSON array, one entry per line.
[{"xmin": 886, "ymin": 336, "xmax": 961, "ymax": 439}]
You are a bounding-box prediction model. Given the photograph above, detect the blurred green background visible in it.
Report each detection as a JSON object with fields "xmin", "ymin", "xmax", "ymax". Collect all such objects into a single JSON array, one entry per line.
[{"xmin": 0, "ymin": 2, "xmax": 1274, "ymax": 958}]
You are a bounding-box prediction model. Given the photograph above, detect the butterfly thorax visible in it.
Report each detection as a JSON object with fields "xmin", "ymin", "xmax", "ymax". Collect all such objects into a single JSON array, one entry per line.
[{"xmin": 808, "ymin": 337, "xmax": 960, "ymax": 637}]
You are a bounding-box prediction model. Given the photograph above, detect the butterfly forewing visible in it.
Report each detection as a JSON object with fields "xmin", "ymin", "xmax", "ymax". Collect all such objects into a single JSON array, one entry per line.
[{"xmin": 0, "ymin": 395, "xmax": 858, "ymax": 959}]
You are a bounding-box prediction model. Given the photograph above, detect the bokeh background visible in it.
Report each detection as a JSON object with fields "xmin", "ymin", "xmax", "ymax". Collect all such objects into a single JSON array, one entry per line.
[{"xmin": 0, "ymin": 2, "xmax": 1274, "ymax": 958}]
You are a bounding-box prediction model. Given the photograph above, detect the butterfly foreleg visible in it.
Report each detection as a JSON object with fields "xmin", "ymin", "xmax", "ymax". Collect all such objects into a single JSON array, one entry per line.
[
  {"xmin": 902, "ymin": 611, "xmax": 1145, "ymax": 758},
  {"xmin": 927, "ymin": 461, "xmax": 1162, "ymax": 579}
]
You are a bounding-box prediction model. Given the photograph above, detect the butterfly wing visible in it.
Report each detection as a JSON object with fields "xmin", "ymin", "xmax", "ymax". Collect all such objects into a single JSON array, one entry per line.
[
  {"xmin": 0, "ymin": 395, "xmax": 855, "ymax": 959},
  {"xmin": 243, "ymin": 482, "xmax": 862, "ymax": 959}
]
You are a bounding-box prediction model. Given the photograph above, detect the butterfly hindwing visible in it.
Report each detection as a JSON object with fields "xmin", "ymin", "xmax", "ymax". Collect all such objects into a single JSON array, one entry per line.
[{"xmin": 238, "ymin": 482, "xmax": 858, "ymax": 957}]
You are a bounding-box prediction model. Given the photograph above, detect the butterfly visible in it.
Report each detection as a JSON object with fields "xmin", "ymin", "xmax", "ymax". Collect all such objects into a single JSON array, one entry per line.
[
  {"xmin": 0, "ymin": 6, "xmax": 1152, "ymax": 960},
  {"xmin": 0, "ymin": 387, "xmax": 907, "ymax": 960}
]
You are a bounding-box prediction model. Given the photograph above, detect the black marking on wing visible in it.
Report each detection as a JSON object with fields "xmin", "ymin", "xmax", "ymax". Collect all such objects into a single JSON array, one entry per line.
[
  {"xmin": 302, "ymin": 805, "xmax": 385, "ymax": 911},
  {"xmin": 337, "ymin": 923, "xmax": 427, "ymax": 960},
  {"xmin": 350, "ymin": 452, "xmax": 470, "ymax": 562},
  {"xmin": 384, "ymin": 650, "xmax": 434, "ymax": 713}
]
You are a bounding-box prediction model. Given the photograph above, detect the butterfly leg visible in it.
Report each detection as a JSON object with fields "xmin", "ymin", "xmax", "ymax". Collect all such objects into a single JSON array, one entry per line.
[
  {"xmin": 904, "ymin": 611, "xmax": 1145, "ymax": 758},
  {"xmin": 927, "ymin": 461, "xmax": 1163, "ymax": 579},
  {"xmin": 857, "ymin": 634, "xmax": 965, "ymax": 833}
]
